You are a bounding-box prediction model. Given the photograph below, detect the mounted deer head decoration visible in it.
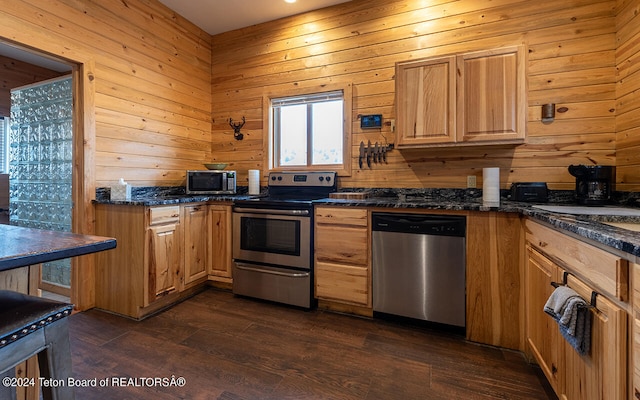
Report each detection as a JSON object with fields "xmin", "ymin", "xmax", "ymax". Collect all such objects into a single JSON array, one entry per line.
[{"xmin": 229, "ymin": 117, "xmax": 246, "ymax": 140}]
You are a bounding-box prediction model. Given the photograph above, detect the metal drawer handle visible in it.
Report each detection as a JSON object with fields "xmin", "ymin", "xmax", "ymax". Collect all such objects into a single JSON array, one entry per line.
[
  {"xmin": 233, "ymin": 207, "xmax": 309, "ymax": 216},
  {"xmin": 235, "ymin": 264, "xmax": 309, "ymax": 278}
]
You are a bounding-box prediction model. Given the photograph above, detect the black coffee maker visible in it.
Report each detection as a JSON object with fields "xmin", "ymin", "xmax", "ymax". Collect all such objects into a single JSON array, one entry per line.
[{"xmin": 568, "ymin": 165, "xmax": 615, "ymax": 205}]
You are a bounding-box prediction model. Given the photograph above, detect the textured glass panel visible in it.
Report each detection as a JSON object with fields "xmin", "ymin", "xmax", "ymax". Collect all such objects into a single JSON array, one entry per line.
[{"xmin": 9, "ymin": 76, "xmax": 73, "ymax": 288}]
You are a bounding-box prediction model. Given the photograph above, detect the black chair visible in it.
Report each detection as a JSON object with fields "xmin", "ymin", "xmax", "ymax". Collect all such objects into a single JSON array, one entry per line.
[{"xmin": 0, "ymin": 290, "xmax": 74, "ymax": 400}]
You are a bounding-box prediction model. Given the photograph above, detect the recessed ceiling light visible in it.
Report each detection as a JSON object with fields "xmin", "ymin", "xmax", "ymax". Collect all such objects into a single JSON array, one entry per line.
[{"xmin": 284, "ymin": 0, "xmax": 296, "ymax": 3}]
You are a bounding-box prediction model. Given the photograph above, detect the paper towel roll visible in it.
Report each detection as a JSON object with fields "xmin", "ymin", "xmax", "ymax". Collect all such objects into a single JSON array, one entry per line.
[
  {"xmin": 248, "ymin": 169, "xmax": 260, "ymax": 195},
  {"xmin": 483, "ymin": 167, "xmax": 500, "ymax": 207}
]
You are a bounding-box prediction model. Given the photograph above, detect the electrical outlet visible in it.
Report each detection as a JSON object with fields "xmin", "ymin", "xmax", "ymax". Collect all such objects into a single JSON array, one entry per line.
[{"xmin": 467, "ymin": 175, "xmax": 477, "ymax": 188}]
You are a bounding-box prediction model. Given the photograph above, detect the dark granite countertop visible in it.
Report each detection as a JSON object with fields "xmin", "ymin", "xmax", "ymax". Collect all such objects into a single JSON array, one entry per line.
[
  {"xmin": 93, "ymin": 185, "xmax": 640, "ymax": 258},
  {"xmin": 520, "ymin": 207, "xmax": 640, "ymax": 258},
  {"xmin": 93, "ymin": 194, "xmax": 253, "ymax": 206},
  {"xmin": 315, "ymin": 196, "xmax": 640, "ymax": 258},
  {"xmin": 93, "ymin": 186, "xmax": 256, "ymax": 206},
  {"xmin": 0, "ymin": 225, "xmax": 117, "ymax": 272}
]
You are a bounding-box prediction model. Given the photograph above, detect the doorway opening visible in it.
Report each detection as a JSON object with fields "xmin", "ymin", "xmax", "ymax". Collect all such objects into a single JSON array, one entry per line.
[{"xmin": 0, "ymin": 40, "xmax": 82, "ymax": 304}]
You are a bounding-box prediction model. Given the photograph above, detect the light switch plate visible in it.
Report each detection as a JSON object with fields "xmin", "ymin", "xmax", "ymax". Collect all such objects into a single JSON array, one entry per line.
[{"xmin": 467, "ymin": 175, "xmax": 477, "ymax": 188}]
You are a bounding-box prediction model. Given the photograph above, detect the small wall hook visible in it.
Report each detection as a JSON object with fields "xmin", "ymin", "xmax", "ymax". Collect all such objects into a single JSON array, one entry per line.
[{"xmin": 229, "ymin": 116, "xmax": 246, "ymax": 140}]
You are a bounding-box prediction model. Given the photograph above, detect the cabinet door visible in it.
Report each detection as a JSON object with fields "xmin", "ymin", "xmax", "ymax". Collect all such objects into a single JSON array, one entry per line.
[
  {"xmin": 208, "ymin": 205, "xmax": 232, "ymax": 279},
  {"xmin": 561, "ymin": 274, "xmax": 627, "ymax": 400},
  {"xmin": 633, "ymin": 262, "xmax": 640, "ymax": 400},
  {"xmin": 525, "ymin": 246, "xmax": 561, "ymax": 392},
  {"xmin": 395, "ymin": 56, "xmax": 456, "ymax": 147},
  {"xmin": 456, "ymin": 46, "xmax": 526, "ymax": 144},
  {"xmin": 466, "ymin": 212, "xmax": 522, "ymax": 350},
  {"xmin": 183, "ymin": 205, "xmax": 208, "ymax": 287},
  {"xmin": 145, "ymin": 222, "xmax": 180, "ymax": 306}
]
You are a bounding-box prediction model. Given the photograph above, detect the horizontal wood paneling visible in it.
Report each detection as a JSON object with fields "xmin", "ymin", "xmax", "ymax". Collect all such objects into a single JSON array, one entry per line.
[
  {"xmin": 616, "ymin": 0, "xmax": 640, "ymax": 189},
  {"xmin": 211, "ymin": 0, "xmax": 630, "ymax": 190},
  {"xmin": 0, "ymin": 55, "xmax": 65, "ymax": 117},
  {"xmin": 0, "ymin": 0, "xmax": 212, "ymax": 187},
  {"xmin": 2, "ymin": 0, "xmax": 638, "ymax": 191}
]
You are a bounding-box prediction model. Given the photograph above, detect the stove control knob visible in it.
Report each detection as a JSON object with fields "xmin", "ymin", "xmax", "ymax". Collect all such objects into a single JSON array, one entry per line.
[
  {"xmin": 271, "ymin": 176, "xmax": 276, "ymax": 181},
  {"xmin": 319, "ymin": 176, "xmax": 324, "ymax": 182},
  {"xmin": 277, "ymin": 176, "xmax": 283, "ymax": 181},
  {"xmin": 326, "ymin": 176, "xmax": 331, "ymax": 182}
]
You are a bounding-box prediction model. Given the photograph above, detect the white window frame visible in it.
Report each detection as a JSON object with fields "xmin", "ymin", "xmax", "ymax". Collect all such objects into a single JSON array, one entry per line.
[{"xmin": 263, "ymin": 83, "xmax": 352, "ymax": 176}]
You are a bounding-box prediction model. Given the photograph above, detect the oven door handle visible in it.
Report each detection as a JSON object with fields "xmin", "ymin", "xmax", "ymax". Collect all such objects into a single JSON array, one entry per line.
[
  {"xmin": 233, "ymin": 207, "xmax": 310, "ymax": 216},
  {"xmin": 235, "ymin": 263, "xmax": 310, "ymax": 278}
]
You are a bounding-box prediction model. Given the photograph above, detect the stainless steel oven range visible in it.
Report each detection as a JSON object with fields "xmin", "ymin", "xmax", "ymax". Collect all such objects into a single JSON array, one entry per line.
[{"xmin": 232, "ymin": 171, "xmax": 337, "ymax": 308}]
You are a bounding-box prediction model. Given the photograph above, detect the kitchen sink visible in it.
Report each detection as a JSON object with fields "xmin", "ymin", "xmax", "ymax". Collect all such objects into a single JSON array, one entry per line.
[
  {"xmin": 531, "ymin": 205, "xmax": 640, "ymax": 217},
  {"xmin": 602, "ymin": 222, "xmax": 640, "ymax": 232}
]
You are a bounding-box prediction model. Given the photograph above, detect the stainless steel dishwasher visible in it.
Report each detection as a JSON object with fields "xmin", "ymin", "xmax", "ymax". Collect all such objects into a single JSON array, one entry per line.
[{"xmin": 372, "ymin": 212, "xmax": 466, "ymax": 328}]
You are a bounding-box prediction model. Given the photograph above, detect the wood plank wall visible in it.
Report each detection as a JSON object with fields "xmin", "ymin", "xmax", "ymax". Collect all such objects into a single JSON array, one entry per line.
[
  {"xmin": 0, "ymin": 0, "xmax": 213, "ymax": 187},
  {"xmin": 1, "ymin": 0, "xmax": 637, "ymax": 191},
  {"xmin": 616, "ymin": 0, "xmax": 640, "ymax": 190},
  {"xmin": 211, "ymin": 0, "xmax": 631, "ymax": 191},
  {"xmin": 0, "ymin": 55, "xmax": 64, "ymax": 117}
]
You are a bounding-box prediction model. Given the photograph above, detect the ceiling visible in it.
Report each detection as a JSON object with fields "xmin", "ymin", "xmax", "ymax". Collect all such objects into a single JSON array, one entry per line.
[
  {"xmin": 0, "ymin": 42, "xmax": 71, "ymax": 72},
  {"xmin": 1, "ymin": 0, "xmax": 350, "ymax": 70},
  {"xmin": 158, "ymin": 0, "xmax": 352, "ymax": 35}
]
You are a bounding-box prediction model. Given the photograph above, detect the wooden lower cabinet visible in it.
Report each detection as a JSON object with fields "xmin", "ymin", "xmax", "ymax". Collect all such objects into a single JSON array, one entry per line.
[
  {"xmin": 208, "ymin": 204, "xmax": 232, "ymax": 283},
  {"xmin": 466, "ymin": 211, "xmax": 523, "ymax": 350},
  {"xmin": 632, "ymin": 262, "xmax": 640, "ymax": 400},
  {"xmin": 561, "ymin": 274, "xmax": 627, "ymax": 400},
  {"xmin": 526, "ymin": 246, "xmax": 561, "ymax": 391},
  {"xmin": 96, "ymin": 203, "xmax": 207, "ymax": 319},
  {"xmin": 182, "ymin": 204, "xmax": 208, "ymax": 288},
  {"xmin": 525, "ymin": 221, "xmax": 628, "ymax": 400},
  {"xmin": 314, "ymin": 207, "xmax": 371, "ymax": 310},
  {"xmin": 145, "ymin": 220, "xmax": 180, "ymax": 305}
]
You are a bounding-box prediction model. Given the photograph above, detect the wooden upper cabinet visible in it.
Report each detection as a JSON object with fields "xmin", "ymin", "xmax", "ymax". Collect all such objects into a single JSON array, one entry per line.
[
  {"xmin": 457, "ymin": 46, "xmax": 526, "ymax": 144},
  {"xmin": 395, "ymin": 56, "xmax": 456, "ymax": 147},
  {"xmin": 396, "ymin": 46, "xmax": 526, "ymax": 148}
]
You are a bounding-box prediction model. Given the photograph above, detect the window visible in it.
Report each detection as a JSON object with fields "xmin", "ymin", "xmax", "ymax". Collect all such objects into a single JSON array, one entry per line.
[{"xmin": 265, "ymin": 84, "xmax": 352, "ymax": 175}]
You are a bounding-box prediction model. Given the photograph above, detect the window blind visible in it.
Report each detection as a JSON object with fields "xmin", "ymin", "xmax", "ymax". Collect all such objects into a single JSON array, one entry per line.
[{"xmin": 271, "ymin": 90, "xmax": 343, "ymax": 108}]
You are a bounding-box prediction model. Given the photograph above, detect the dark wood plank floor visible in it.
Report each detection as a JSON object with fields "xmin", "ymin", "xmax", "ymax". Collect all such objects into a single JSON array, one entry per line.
[{"xmin": 69, "ymin": 288, "xmax": 556, "ymax": 400}]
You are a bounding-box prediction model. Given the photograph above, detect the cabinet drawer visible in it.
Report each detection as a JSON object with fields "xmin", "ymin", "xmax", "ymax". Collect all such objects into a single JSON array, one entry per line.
[
  {"xmin": 148, "ymin": 206, "xmax": 180, "ymax": 226},
  {"xmin": 525, "ymin": 220, "xmax": 628, "ymax": 301},
  {"xmin": 315, "ymin": 207, "xmax": 368, "ymax": 227},
  {"xmin": 315, "ymin": 224, "xmax": 368, "ymax": 265},
  {"xmin": 315, "ymin": 261, "xmax": 369, "ymax": 306}
]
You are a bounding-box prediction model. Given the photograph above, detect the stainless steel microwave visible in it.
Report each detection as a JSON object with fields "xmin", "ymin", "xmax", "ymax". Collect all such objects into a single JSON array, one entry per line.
[{"xmin": 186, "ymin": 170, "xmax": 236, "ymax": 194}]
